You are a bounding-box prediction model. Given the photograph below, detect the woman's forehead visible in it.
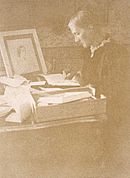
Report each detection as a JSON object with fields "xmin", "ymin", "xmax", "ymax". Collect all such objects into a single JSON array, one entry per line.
[
  {"xmin": 69, "ymin": 22, "xmax": 79, "ymax": 31},
  {"xmin": 69, "ymin": 23, "xmax": 85, "ymax": 34}
]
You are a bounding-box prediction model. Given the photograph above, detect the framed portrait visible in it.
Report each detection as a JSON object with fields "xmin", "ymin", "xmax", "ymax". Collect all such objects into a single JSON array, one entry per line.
[{"xmin": 0, "ymin": 29, "xmax": 47, "ymax": 77}]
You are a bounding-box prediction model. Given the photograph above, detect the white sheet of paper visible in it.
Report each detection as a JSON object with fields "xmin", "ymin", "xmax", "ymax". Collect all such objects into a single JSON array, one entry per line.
[
  {"xmin": 4, "ymin": 85, "xmax": 35, "ymax": 123},
  {"xmin": 37, "ymin": 91, "xmax": 92, "ymax": 106},
  {"xmin": 30, "ymin": 81, "xmax": 46, "ymax": 86},
  {"xmin": 40, "ymin": 73, "xmax": 80, "ymax": 87},
  {"xmin": 0, "ymin": 75, "xmax": 28, "ymax": 87}
]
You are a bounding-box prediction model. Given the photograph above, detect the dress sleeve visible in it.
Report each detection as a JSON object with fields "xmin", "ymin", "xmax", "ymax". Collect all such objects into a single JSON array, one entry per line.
[{"xmin": 101, "ymin": 45, "xmax": 129, "ymax": 101}]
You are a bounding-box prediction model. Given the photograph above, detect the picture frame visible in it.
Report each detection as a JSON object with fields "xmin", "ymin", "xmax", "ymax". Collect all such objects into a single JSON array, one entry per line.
[{"xmin": 0, "ymin": 29, "xmax": 47, "ymax": 77}]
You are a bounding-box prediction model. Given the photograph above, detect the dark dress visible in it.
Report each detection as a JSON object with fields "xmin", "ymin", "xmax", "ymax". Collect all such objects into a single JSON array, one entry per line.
[
  {"xmin": 81, "ymin": 40, "xmax": 130, "ymax": 122},
  {"xmin": 81, "ymin": 40, "xmax": 130, "ymax": 173}
]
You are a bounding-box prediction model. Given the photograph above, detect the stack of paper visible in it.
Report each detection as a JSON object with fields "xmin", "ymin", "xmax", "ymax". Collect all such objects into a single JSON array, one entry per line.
[
  {"xmin": 0, "ymin": 75, "xmax": 36, "ymax": 123},
  {"xmin": 39, "ymin": 73, "xmax": 80, "ymax": 87},
  {"xmin": 37, "ymin": 91, "xmax": 92, "ymax": 106}
]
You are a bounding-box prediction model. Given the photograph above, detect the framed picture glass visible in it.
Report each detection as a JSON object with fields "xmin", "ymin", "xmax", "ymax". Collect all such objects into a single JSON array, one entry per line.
[{"xmin": 0, "ymin": 29, "xmax": 47, "ymax": 77}]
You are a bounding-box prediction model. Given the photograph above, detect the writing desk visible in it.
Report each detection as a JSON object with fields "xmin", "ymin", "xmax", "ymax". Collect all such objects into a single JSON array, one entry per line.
[
  {"xmin": 0, "ymin": 105, "xmax": 107, "ymax": 178},
  {"xmin": 0, "ymin": 96, "xmax": 106, "ymax": 133},
  {"xmin": 0, "ymin": 113, "xmax": 106, "ymax": 133}
]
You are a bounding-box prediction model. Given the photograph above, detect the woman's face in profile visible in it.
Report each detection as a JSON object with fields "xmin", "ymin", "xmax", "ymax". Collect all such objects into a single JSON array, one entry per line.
[{"xmin": 68, "ymin": 22, "xmax": 94, "ymax": 48}]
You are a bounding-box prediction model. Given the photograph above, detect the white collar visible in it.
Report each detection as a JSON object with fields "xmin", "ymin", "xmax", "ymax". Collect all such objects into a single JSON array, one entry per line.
[{"xmin": 90, "ymin": 38, "xmax": 110, "ymax": 58}]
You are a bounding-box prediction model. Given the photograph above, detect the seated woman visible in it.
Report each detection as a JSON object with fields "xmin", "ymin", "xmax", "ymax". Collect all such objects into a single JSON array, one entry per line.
[
  {"xmin": 68, "ymin": 10, "xmax": 130, "ymax": 173},
  {"xmin": 68, "ymin": 10, "xmax": 129, "ymax": 121}
]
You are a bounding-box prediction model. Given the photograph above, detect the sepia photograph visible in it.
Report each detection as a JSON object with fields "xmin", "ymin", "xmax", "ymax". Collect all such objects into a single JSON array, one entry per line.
[
  {"xmin": 0, "ymin": 0, "xmax": 129, "ymax": 178},
  {"xmin": 0, "ymin": 29, "xmax": 47, "ymax": 76}
]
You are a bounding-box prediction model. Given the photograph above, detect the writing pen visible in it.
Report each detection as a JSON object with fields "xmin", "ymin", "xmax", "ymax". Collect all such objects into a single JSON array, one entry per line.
[{"xmin": 62, "ymin": 71, "xmax": 71, "ymax": 80}]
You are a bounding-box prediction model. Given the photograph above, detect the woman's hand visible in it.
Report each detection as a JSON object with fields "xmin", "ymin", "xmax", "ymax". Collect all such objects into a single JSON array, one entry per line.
[
  {"xmin": 62, "ymin": 70, "xmax": 82, "ymax": 82},
  {"xmin": 72, "ymin": 71, "xmax": 82, "ymax": 83}
]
